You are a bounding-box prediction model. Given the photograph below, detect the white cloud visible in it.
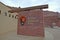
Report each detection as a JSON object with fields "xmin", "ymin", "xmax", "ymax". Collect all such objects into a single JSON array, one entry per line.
[
  {"xmin": 0, "ymin": 0, "xmax": 20, "ymax": 7},
  {"xmin": 0, "ymin": 0, "xmax": 60, "ymax": 12},
  {"xmin": 48, "ymin": 0, "xmax": 60, "ymax": 12}
]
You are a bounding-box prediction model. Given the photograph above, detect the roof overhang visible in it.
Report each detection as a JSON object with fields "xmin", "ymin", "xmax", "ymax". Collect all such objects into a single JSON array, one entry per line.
[
  {"xmin": 9, "ymin": 4, "xmax": 48, "ymax": 13},
  {"xmin": 21, "ymin": 4, "xmax": 48, "ymax": 10}
]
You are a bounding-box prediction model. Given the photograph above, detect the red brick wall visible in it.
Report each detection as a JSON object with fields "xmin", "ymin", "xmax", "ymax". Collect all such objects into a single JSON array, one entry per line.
[{"xmin": 17, "ymin": 9, "xmax": 44, "ymax": 37}]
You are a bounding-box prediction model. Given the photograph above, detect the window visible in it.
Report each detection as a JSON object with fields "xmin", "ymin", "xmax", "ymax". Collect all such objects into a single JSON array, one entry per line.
[
  {"xmin": 12, "ymin": 15, "xmax": 14, "ymax": 18},
  {"xmin": 5, "ymin": 12, "xmax": 7, "ymax": 16},
  {"xmin": 9, "ymin": 14, "xmax": 11, "ymax": 17},
  {"xmin": 0, "ymin": 10, "xmax": 1, "ymax": 14},
  {"xmin": 15, "ymin": 15, "xmax": 18, "ymax": 19}
]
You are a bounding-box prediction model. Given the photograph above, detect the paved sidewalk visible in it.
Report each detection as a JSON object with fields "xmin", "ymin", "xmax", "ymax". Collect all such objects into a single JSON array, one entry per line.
[
  {"xmin": 0, "ymin": 27, "xmax": 57, "ymax": 40},
  {"xmin": 45, "ymin": 27, "xmax": 60, "ymax": 40}
]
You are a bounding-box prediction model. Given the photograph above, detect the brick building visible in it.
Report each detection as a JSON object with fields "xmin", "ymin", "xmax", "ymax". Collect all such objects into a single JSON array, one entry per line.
[
  {"xmin": 9, "ymin": 4, "xmax": 48, "ymax": 40},
  {"xmin": 8, "ymin": 3, "xmax": 60, "ymax": 37}
]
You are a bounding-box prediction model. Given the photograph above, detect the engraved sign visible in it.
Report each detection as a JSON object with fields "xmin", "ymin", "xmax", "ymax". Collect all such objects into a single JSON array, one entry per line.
[{"xmin": 27, "ymin": 16, "xmax": 40, "ymax": 26}]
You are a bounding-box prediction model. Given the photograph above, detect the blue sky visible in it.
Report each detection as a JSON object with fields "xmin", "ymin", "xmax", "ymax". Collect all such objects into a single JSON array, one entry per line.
[{"xmin": 0, "ymin": 0, "xmax": 60, "ymax": 12}]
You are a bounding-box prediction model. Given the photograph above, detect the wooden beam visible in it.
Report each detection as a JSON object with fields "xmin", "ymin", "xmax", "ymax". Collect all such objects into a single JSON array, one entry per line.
[
  {"xmin": 9, "ymin": 4, "xmax": 48, "ymax": 13},
  {"xmin": 21, "ymin": 4, "xmax": 48, "ymax": 11}
]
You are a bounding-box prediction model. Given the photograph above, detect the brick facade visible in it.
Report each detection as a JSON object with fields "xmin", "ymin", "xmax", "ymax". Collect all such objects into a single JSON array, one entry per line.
[{"xmin": 17, "ymin": 9, "xmax": 44, "ymax": 37}]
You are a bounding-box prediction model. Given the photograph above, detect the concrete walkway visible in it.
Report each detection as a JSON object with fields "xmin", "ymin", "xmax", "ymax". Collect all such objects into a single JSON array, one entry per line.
[
  {"xmin": 1, "ymin": 27, "xmax": 60, "ymax": 40},
  {"xmin": 44, "ymin": 28, "xmax": 54, "ymax": 40},
  {"xmin": 0, "ymin": 30, "xmax": 43, "ymax": 40},
  {"xmin": 45, "ymin": 27, "xmax": 60, "ymax": 40}
]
